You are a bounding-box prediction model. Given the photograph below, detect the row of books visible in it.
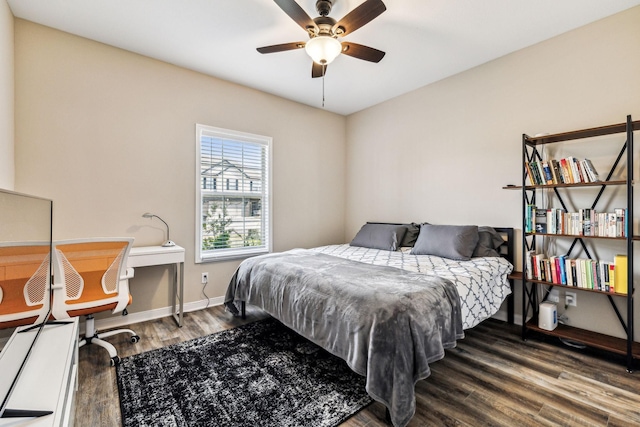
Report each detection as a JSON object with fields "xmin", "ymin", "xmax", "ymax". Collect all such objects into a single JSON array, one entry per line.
[
  {"xmin": 525, "ymin": 252, "xmax": 628, "ymax": 294},
  {"xmin": 526, "ymin": 157, "xmax": 600, "ymax": 186},
  {"xmin": 524, "ymin": 206, "xmax": 627, "ymax": 237}
]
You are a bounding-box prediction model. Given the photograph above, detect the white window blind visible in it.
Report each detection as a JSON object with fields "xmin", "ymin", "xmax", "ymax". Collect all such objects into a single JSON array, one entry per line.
[{"xmin": 195, "ymin": 124, "xmax": 271, "ymax": 262}]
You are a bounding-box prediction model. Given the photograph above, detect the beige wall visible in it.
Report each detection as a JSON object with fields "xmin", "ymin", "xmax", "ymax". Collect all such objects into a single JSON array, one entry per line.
[
  {"xmin": 345, "ymin": 6, "xmax": 640, "ymax": 339},
  {"xmin": 0, "ymin": 0, "xmax": 14, "ymax": 190},
  {"xmin": 14, "ymin": 20, "xmax": 346, "ymax": 315},
  {"xmin": 10, "ymin": 6, "xmax": 640, "ymax": 341}
]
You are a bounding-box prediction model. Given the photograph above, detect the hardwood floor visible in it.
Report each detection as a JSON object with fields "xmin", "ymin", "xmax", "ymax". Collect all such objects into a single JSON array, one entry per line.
[{"xmin": 75, "ymin": 306, "xmax": 640, "ymax": 426}]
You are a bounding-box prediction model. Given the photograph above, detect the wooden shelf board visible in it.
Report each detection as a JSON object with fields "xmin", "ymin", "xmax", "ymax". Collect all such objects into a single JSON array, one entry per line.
[
  {"xmin": 521, "ymin": 280, "xmax": 629, "ymax": 297},
  {"xmin": 504, "ymin": 180, "xmax": 628, "ymax": 190},
  {"xmin": 526, "ymin": 320, "xmax": 640, "ymax": 359},
  {"xmin": 524, "ymin": 180, "xmax": 627, "ymax": 189},
  {"xmin": 508, "ymin": 271, "xmax": 523, "ymax": 281},
  {"xmin": 525, "ymin": 232, "xmax": 626, "ymax": 240},
  {"xmin": 524, "ymin": 120, "xmax": 640, "ymax": 145}
]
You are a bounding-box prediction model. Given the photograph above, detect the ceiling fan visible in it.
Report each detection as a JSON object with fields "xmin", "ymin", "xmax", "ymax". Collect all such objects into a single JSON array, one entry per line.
[{"xmin": 257, "ymin": 0, "xmax": 387, "ymax": 78}]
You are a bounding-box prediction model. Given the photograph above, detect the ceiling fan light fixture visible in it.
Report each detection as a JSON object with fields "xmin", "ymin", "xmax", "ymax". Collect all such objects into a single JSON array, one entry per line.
[{"xmin": 305, "ymin": 36, "xmax": 342, "ymax": 65}]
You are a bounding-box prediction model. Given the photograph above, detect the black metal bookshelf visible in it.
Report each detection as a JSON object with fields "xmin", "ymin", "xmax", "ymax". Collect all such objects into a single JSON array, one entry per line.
[{"xmin": 519, "ymin": 115, "xmax": 638, "ymax": 372}]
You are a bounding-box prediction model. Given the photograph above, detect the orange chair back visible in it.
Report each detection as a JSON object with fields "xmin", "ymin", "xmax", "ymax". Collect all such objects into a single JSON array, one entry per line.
[
  {"xmin": 0, "ymin": 244, "xmax": 50, "ymax": 328},
  {"xmin": 53, "ymin": 240, "xmax": 132, "ymax": 318}
]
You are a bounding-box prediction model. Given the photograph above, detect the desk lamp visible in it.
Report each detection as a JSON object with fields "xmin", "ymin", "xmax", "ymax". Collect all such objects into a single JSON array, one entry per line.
[{"xmin": 142, "ymin": 213, "xmax": 176, "ymax": 247}]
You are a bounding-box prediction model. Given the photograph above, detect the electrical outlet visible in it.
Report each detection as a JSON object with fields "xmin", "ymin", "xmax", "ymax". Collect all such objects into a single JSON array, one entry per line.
[
  {"xmin": 565, "ymin": 291, "xmax": 577, "ymax": 307},
  {"xmin": 548, "ymin": 289, "xmax": 560, "ymax": 303},
  {"xmin": 202, "ymin": 272, "xmax": 209, "ymax": 284}
]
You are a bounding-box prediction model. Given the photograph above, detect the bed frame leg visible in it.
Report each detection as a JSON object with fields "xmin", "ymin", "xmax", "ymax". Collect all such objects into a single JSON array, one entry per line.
[{"xmin": 241, "ymin": 301, "xmax": 246, "ymax": 319}]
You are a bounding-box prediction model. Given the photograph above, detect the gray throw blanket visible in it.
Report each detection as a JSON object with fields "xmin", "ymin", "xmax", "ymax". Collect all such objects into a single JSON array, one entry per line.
[{"xmin": 225, "ymin": 249, "xmax": 464, "ymax": 427}]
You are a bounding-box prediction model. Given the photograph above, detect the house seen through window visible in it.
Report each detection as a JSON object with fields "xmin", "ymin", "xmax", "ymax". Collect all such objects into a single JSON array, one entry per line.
[{"xmin": 196, "ymin": 124, "xmax": 271, "ymax": 262}]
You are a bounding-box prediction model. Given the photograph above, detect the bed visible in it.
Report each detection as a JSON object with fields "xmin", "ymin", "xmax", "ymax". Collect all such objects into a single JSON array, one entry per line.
[{"xmin": 225, "ymin": 223, "xmax": 514, "ymax": 427}]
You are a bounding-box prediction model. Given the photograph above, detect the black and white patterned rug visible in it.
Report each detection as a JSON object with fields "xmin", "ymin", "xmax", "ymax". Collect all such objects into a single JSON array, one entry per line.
[{"xmin": 116, "ymin": 318, "xmax": 373, "ymax": 427}]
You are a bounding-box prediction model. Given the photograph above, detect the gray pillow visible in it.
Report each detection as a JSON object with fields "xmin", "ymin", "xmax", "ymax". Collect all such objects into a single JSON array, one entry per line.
[
  {"xmin": 472, "ymin": 226, "xmax": 504, "ymax": 257},
  {"xmin": 401, "ymin": 222, "xmax": 421, "ymax": 247},
  {"xmin": 366, "ymin": 222, "xmax": 421, "ymax": 247},
  {"xmin": 350, "ymin": 223, "xmax": 408, "ymax": 251},
  {"xmin": 410, "ymin": 224, "xmax": 479, "ymax": 260}
]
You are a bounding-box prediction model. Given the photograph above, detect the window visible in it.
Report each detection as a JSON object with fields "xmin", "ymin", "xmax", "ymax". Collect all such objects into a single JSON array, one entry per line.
[{"xmin": 196, "ymin": 124, "xmax": 271, "ymax": 262}]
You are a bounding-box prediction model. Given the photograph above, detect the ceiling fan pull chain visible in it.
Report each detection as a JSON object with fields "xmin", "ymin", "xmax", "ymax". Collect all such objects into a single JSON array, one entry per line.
[{"xmin": 322, "ymin": 63, "xmax": 326, "ymax": 107}]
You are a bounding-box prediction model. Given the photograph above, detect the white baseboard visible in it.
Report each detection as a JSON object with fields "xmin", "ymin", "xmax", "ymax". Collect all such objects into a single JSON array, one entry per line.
[
  {"xmin": 93, "ymin": 296, "xmax": 226, "ymax": 332},
  {"xmin": 491, "ymin": 310, "xmax": 524, "ymax": 326},
  {"xmin": 1, "ymin": 301, "xmax": 524, "ymax": 348},
  {"xmin": 0, "ymin": 297, "xmax": 227, "ymax": 347},
  {"xmin": 97, "ymin": 302, "xmax": 524, "ymax": 332}
]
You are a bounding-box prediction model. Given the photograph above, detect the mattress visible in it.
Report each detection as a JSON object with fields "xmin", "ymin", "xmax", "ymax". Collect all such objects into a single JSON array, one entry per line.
[{"xmin": 311, "ymin": 244, "xmax": 513, "ymax": 329}]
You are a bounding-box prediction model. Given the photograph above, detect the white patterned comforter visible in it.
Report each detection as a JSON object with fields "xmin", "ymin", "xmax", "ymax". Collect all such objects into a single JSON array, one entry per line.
[{"xmin": 311, "ymin": 244, "xmax": 513, "ymax": 329}]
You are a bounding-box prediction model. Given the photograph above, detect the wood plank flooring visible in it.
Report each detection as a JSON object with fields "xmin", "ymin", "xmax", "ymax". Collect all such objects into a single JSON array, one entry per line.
[{"xmin": 75, "ymin": 306, "xmax": 640, "ymax": 426}]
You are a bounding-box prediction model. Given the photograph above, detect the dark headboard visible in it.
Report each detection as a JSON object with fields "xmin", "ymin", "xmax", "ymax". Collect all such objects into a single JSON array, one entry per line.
[
  {"xmin": 493, "ymin": 227, "xmax": 514, "ymax": 265},
  {"xmin": 493, "ymin": 227, "xmax": 515, "ymax": 324}
]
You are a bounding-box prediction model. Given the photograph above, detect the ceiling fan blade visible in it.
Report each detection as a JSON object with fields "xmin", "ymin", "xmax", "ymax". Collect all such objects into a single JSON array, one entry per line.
[
  {"xmin": 274, "ymin": 0, "xmax": 318, "ymax": 33},
  {"xmin": 341, "ymin": 42, "xmax": 385, "ymax": 63},
  {"xmin": 257, "ymin": 42, "xmax": 306, "ymax": 54},
  {"xmin": 311, "ymin": 62, "xmax": 326, "ymax": 78},
  {"xmin": 332, "ymin": 0, "xmax": 386, "ymax": 37}
]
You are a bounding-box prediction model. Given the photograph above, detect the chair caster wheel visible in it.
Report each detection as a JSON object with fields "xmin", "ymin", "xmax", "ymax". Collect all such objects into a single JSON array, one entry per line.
[
  {"xmin": 131, "ymin": 335, "xmax": 140, "ymax": 343},
  {"xmin": 110, "ymin": 356, "xmax": 120, "ymax": 367}
]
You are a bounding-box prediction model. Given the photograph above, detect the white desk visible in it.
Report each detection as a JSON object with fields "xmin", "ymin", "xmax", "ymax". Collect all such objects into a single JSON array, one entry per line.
[
  {"xmin": 127, "ymin": 245, "xmax": 185, "ymax": 327},
  {"xmin": 0, "ymin": 318, "xmax": 79, "ymax": 427}
]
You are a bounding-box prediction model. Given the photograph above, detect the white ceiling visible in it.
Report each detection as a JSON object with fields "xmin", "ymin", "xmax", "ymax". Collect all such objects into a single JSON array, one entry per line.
[{"xmin": 7, "ymin": 0, "xmax": 640, "ymax": 115}]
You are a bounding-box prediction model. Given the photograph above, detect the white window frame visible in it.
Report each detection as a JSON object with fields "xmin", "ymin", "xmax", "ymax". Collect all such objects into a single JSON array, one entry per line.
[{"xmin": 195, "ymin": 124, "xmax": 272, "ymax": 263}]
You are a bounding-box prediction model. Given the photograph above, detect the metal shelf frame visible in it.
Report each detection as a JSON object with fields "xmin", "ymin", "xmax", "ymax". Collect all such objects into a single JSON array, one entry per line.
[{"xmin": 520, "ymin": 115, "xmax": 637, "ymax": 372}]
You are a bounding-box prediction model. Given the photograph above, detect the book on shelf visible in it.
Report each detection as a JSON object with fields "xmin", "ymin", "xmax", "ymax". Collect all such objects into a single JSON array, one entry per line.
[
  {"xmin": 615, "ymin": 208, "xmax": 625, "ymax": 237},
  {"xmin": 525, "ymin": 162, "xmax": 536, "ymax": 186},
  {"xmin": 550, "ymin": 159, "xmax": 563, "ymax": 184},
  {"xmin": 526, "ymin": 254, "xmax": 618, "ymax": 291},
  {"xmin": 601, "ymin": 262, "xmax": 610, "ymax": 292},
  {"xmin": 577, "ymin": 259, "xmax": 586, "ymax": 288},
  {"xmin": 525, "ymin": 250, "xmax": 534, "ymax": 280},
  {"xmin": 614, "ymin": 254, "xmax": 628, "ymax": 295},
  {"xmin": 575, "ymin": 157, "xmax": 588, "ymax": 183},
  {"xmin": 606, "ymin": 212, "xmax": 617, "ymax": 237},
  {"xmin": 582, "ymin": 158, "xmax": 600, "ymax": 182},
  {"xmin": 542, "ymin": 162, "xmax": 553, "ymax": 184},
  {"xmin": 565, "ymin": 258, "xmax": 574, "ymax": 286},
  {"xmin": 526, "ymin": 205, "xmax": 626, "ymax": 237},
  {"xmin": 560, "ymin": 158, "xmax": 573, "ymax": 183},
  {"xmin": 570, "ymin": 259, "xmax": 577, "ymax": 286},
  {"xmin": 525, "ymin": 205, "xmax": 534, "ymax": 233},
  {"xmin": 591, "ymin": 259, "xmax": 599, "ymax": 290},
  {"xmin": 535, "ymin": 209, "xmax": 548, "ymax": 233},
  {"xmin": 609, "ymin": 263, "xmax": 616, "ymax": 293},
  {"xmin": 525, "ymin": 161, "xmax": 535, "ymax": 185},
  {"xmin": 580, "ymin": 258, "xmax": 591, "ymax": 289},
  {"xmin": 535, "ymin": 161, "xmax": 546, "ymax": 185},
  {"xmin": 581, "ymin": 208, "xmax": 592, "ymax": 236},
  {"xmin": 526, "ymin": 156, "xmax": 602, "ymax": 184},
  {"xmin": 567, "ymin": 156, "xmax": 580, "ymax": 183},
  {"xmin": 558, "ymin": 255, "xmax": 567, "ymax": 284},
  {"xmin": 536, "ymin": 256, "xmax": 544, "ymax": 281},
  {"xmin": 533, "ymin": 161, "xmax": 544, "ymax": 185},
  {"xmin": 550, "ymin": 257, "xmax": 559, "ymax": 284}
]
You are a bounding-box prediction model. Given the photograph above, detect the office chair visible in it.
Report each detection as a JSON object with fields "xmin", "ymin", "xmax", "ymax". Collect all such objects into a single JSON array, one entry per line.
[
  {"xmin": 0, "ymin": 242, "xmax": 51, "ymax": 329},
  {"xmin": 51, "ymin": 238, "xmax": 139, "ymax": 366}
]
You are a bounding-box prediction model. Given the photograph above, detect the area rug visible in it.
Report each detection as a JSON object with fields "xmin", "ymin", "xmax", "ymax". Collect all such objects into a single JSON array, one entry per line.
[{"xmin": 116, "ymin": 317, "xmax": 373, "ymax": 427}]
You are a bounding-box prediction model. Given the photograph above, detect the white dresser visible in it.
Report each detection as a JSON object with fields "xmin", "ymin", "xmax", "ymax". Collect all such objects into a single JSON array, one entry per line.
[{"xmin": 0, "ymin": 318, "xmax": 79, "ymax": 427}]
